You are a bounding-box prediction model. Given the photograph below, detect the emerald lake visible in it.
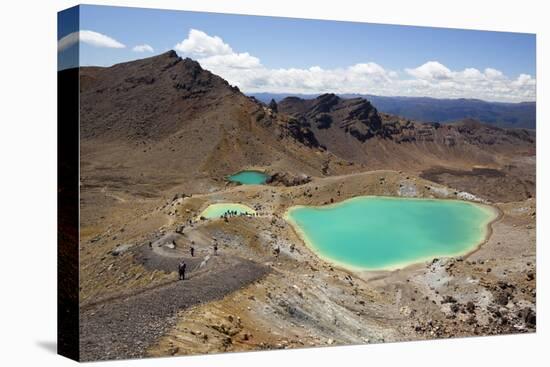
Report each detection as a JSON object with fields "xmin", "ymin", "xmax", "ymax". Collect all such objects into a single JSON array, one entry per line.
[
  {"xmin": 227, "ymin": 170, "xmax": 268, "ymax": 185},
  {"xmin": 285, "ymin": 196, "xmax": 497, "ymax": 271}
]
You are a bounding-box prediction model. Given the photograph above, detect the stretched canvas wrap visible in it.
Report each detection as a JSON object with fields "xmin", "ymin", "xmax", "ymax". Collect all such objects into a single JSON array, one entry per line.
[{"xmin": 57, "ymin": 4, "xmax": 537, "ymax": 362}]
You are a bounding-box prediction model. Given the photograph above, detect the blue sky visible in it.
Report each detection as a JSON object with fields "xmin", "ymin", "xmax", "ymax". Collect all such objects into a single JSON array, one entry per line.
[{"xmin": 58, "ymin": 5, "xmax": 536, "ymax": 102}]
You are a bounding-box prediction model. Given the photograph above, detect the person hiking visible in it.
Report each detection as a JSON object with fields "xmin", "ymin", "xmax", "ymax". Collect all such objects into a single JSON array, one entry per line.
[
  {"xmin": 213, "ymin": 243, "xmax": 218, "ymax": 256},
  {"xmin": 178, "ymin": 260, "xmax": 187, "ymax": 280},
  {"xmin": 190, "ymin": 246, "xmax": 195, "ymax": 257}
]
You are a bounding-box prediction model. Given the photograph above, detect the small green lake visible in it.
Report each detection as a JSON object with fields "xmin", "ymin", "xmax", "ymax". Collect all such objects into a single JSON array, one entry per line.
[
  {"xmin": 200, "ymin": 203, "xmax": 256, "ymax": 219},
  {"xmin": 285, "ymin": 196, "xmax": 497, "ymax": 271},
  {"xmin": 227, "ymin": 170, "xmax": 268, "ymax": 185}
]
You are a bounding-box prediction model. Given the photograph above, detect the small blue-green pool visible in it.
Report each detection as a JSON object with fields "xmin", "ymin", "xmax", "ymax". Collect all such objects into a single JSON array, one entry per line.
[
  {"xmin": 227, "ymin": 170, "xmax": 268, "ymax": 185},
  {"xmin": 285, "ymin": 196, "xmax": 497, "ymax": 271},
  {"xmin": 200, "ymin": 203, "xmax": 256, "ymax": 219}
]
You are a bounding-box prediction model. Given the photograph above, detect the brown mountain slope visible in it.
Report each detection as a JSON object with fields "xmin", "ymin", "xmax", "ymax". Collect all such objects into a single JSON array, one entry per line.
[
  {"xmin": 80, "ymin": 50, "xmax": 241, "ymax": 141},
  {"xmin": 78, "ymin": 51, "xmax": 346, "ymax": 197},
  {"xmin": 277, "ymin": 94, "xmax": 534, "ymax": 169}
]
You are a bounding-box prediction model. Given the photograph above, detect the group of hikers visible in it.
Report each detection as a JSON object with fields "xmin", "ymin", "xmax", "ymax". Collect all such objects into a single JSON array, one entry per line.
[
  {"xmin": 178, "ymin": 242, "xmax": 218, "ymax": 280},
  {"xmin": 220, "ymin": 210, "xmax": 259, "ymax": 219},
  {"xmin": 178, "ymin": 241, "xmax": 286, "ymax": 280}
]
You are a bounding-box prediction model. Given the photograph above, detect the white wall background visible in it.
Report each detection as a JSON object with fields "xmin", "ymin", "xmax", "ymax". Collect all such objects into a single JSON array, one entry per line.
[{"xmin": 0, "ymin": 0, "xmax": 546, "ymax": 366}]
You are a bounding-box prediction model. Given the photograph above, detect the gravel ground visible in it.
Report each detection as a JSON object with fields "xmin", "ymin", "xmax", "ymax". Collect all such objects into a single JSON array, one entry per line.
[{"xmin": 80, "ymin": 256, "xmax": 269, "ymax": 361}]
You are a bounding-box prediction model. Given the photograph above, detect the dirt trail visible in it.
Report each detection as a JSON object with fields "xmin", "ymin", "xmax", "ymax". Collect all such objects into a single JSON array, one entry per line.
[
  {"xmin": 101, "ymin": 185, "xmax": 128, "ymax": 202},
  {"xmin": 80, "ymin": 257, "xmax": 269, "ymax": 361}
]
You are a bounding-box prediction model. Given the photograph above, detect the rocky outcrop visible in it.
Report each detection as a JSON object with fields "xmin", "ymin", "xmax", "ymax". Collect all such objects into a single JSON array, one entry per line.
[
  {"xmin": 268, "ymin": 98, "xmax": 278, "ymax": 113},
  {"xmin": 267, "ymin": 172, "xmax": 311, "ymax": 187},
  {"xmin": 284, "ymin": 118, "xmax": 320, "ymax": 148},
  {"xmin": 111, "ymin": 243, "xmax": 132, "ymax": 256}
]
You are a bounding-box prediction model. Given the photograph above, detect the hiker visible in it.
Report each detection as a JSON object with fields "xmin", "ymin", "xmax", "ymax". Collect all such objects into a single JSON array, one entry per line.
[
  {"xmin": 274, "ymin": 246, "xmax": 280, "ymax": 257},
  {"xmin": 213, "ymin": 243, "xmax": 218, "ymax": 256},
  {"xmin": 178, "ymin": 260, "xmax": 187, "ymax": 280},
  {"xmin": 190, "ymin": 246, "xmax": 195, "ymax": 257}
]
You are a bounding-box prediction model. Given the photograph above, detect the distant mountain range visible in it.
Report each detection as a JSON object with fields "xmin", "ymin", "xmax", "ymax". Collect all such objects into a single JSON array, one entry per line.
[{"xmin": 252, "ymin": 93, "xmax": 536, "ymax": 129}]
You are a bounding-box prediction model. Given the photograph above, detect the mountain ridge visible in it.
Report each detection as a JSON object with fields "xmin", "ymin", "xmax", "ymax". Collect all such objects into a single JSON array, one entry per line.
[
  {"xmin": 275, "ymin": 93, "xmax": 535, "ymax": 183},
  {"xmin": 73, "ymin": 51, "xmax": 535, "ymax": 201},
  {"xmin": 253, "ymin": 92, "xmax": 536, "ymax": 129},
  {"xmin": 76, "ymin": 51, "xmax": 346, "ymax": 193}
]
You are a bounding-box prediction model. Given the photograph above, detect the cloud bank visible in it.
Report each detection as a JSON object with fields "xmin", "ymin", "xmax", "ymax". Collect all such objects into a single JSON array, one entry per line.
[{"xmin": 173, "ymin": 29, "xmax": 535, "ymax": 102}]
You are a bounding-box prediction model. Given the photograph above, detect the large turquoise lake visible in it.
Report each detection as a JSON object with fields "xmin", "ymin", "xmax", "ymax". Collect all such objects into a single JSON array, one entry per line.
[
  {"xmin": 228, "ymin": 170, "xmax": 268, "ymax": 185},
  {"xmin": 285, "ymin": 196, "xmax": 497, "ymax": 271}
]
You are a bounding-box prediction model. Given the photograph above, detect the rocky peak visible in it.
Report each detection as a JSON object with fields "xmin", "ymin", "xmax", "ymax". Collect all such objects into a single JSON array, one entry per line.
[
  {"xmin": 278, "ymin": 94, "xmax": 384, "ymax": 142},
  {"xmin": 341, "ymin": 98, "xmax": 383, "ymax": 141},
  {"xmin": 310, "ymin": 93, "xmax": 340, "ymax": 114},
  {"xmin": 79, "ymin": 51, "xmax": 246, "ymax": 141},
  {"xmin": 163, "ymin": 49, "xmax": 179, "ymax": 59},
  {"xmin": 268, "ymin": 98, "xmax": 278, "ymax": 112}
]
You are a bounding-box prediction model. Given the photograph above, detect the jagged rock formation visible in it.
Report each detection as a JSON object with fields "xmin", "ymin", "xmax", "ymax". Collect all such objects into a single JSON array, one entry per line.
[
  {"xmin": 268, "ymin": 98, "xmax": 278, "ymax": 113},
  {"xmin": 279, "ymin": 93, "xmax": 384, "ymax": 141},
  {"xmin": 278, "ymin": 94, "xmax": 535, "ymax": 172}
]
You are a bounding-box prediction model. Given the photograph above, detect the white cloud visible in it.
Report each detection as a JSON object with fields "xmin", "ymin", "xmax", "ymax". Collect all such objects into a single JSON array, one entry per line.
[
  {"xmin": 58, "ymin": 30, "xmax": 125, "ymax": 51},
  {"xmin": 406, "ymin": 61, "xmax": 452, "ymax": 80},
  {"xmin": 200, "ymin": 52, "xmax": 261, "ymax": 69},
  {"xmin": 349, "ymin": 62, "xmax": 386, "ymax": 75},
  {"xmin": 172, "ymin": 29, "xmax": 535, "ymax": 102},
  {"xmin": 460, "ymin": 68, "xmax": 484, "ymax": 80},
  {"xmin": 174, "ymin": 29, "xmax": 232, "ymax": 58},
  {"xmin": 484, "ymin": 68, "xmax": 504, "ymax": 80},
  {"xmin": 513, "ymin": 73, "xmax": 535, "ymax": 87},
  {"xmin": 174, "ymin": 29, "xmax": 261, "ymax": 70},
  {"xmin": 132, "ymin": 44, "xmax": 154, "ymax": 53}
]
